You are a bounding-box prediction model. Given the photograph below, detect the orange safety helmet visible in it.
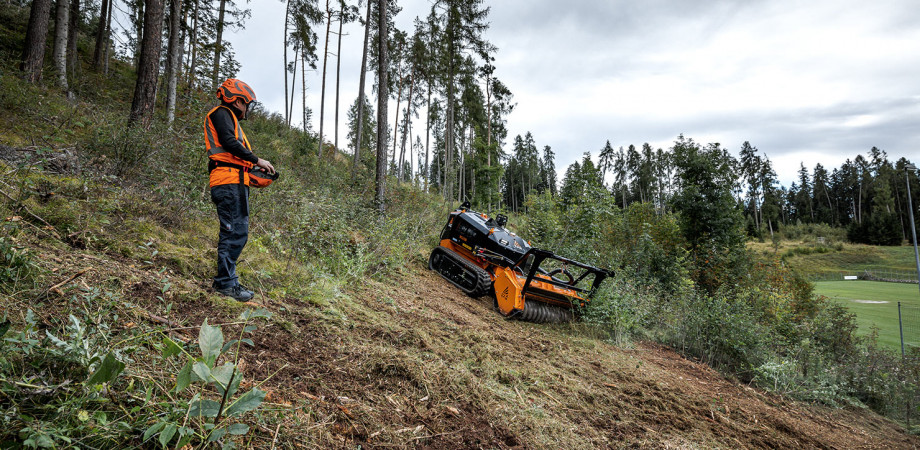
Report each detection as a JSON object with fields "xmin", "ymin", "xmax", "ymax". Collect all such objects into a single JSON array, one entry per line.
[{"xmin": 216, "ymin": 78, "xmax": 256, "ymax": 105}]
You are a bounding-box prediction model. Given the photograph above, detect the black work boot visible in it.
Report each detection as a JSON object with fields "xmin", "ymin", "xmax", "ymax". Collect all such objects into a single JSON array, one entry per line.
[
  {"xmin": 238, "ymin": 284, "xmax": 255, "ymax": 298},
  {"xmin": 214, "ymin": 284, "xmax": 254, "ymax": 302}
]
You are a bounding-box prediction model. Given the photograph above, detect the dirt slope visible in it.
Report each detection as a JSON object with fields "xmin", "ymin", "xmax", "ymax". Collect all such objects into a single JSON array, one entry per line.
[{"xmin": 31, "ymin": 240, "xmax": 920, "ymax": 449}]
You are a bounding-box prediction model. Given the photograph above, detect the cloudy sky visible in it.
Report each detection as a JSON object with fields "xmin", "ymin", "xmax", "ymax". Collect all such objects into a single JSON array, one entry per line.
[{"xmin": 222, "ymin": 0, "xmax": 920, "ymax": 186}]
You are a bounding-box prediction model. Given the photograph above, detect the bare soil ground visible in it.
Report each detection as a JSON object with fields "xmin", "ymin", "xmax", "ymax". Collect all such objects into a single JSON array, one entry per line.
[{"xmin": 21, "ymin": 238, "xmax": 920, "ymax": 449}]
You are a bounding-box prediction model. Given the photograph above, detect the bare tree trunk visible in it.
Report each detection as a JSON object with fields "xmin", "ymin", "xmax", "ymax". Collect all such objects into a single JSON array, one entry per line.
[
  {"xmin": 424, "ymin": 87, "xmax": 430, "ymax": 191},
  {"xmin": 93, "ymin": 0, "xmax": 110, "ymax": 70},
  {"xmin": 375, "ymin": 0, "xmax": 388, "ymax": 213},
  {"xmin": 21, "ymin": 0, "xmax": 53, "ymax": 83},
  {"xmin": 66, "ymin": 0, "xmax": 79, "ymax": 76},
  {"xmin": 51, "ymin": 0, "xmax": 69, "ymax": 94},
  {"xmin": 390, "ymin": 42, "xmax": 403, "ymax": 168},
  {"xmin": 103, "ymin": 0, "xmax": 112, "ymax": 74},
  {"xmin": 485, "ymin": 71, "xmax": 491, "ymax": 165},
  {"xmin": 302, "ymin": 50, "xmax": 307, "ymax": 133},
  {"xmin": 352, "ymin": 0, "xmax": 371, "ymax": 181},
  {"xmin": 165, "ymin": 0, "xmax": 182, "ymax": 125},
  {"xmin": 283, "ymin": 1, "xmax": 290, "ymax": 125},
  {"xmin": 288, "ymin": 46, "xmax": 298, "ymax": 126},
  {"xmin": 133, "ymin": 0, "xmax": 144, "ymax": 68},
  {"xmin": 317, "ymin": 0, "xmax": 331, "ymax": 158},
  {"xmin": 397, "ymin": 70, "xmax": 414, "ymax": 181},
  {"xmin": 211, "ymin": 0, "xmax": 226, "ymax": 90},
  {"xmin": 128, "ymin": 0, "xmax": 165, "ymax": 128},
  {"xmin": 186, "ymin": 0, "xmax": 199, "ymax": 88},
  {"xmin": 334, "ymin": 1, "xmax": 344, "ymax": 153}
]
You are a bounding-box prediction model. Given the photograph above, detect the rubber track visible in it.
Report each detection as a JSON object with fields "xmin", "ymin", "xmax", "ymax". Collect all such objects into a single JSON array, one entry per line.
[{"xmin": 429, "ymin": 246, "xmax": 492, "ymax": 298}]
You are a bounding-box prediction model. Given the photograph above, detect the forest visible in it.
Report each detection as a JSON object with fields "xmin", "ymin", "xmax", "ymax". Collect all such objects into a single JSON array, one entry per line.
[{"xmin": 2, "ymin": 0, "xmax": 920, "ymax": 447}]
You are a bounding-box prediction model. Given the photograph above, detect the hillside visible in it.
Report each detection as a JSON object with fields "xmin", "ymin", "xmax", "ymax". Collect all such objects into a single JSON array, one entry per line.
[
  {"xmin": 3, "ymin": 189, "xmax": 920, "ymax": 448},
  {"xmin": 1, "ymin": 3, "xmax": 919, "ymax": 447}
]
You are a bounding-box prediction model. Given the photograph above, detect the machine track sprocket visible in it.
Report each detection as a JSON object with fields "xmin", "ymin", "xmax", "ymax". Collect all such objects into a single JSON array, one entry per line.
[{"xmin": 429, "ymin": 246, "xmax": 491, "ymax": 298}]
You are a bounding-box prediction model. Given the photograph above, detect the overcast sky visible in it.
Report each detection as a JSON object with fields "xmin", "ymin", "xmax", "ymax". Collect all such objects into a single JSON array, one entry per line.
[{"xmin": 221, "ymin": 0, "xmax": 920, "ymax": 187}]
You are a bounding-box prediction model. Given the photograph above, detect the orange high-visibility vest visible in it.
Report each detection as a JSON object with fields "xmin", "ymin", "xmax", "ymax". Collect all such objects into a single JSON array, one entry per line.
[{"xmin": 203, "ymin": 105, "xmax": 254, "ymax": 187}]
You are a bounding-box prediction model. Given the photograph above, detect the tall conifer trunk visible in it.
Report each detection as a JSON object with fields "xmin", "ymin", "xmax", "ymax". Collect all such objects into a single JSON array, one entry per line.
[
  {"xmin": 21, "ymin": 0, "xmax": 53, "ymax": 83},
  {"xmin": 52, "ymin": 0, "xmax": 70, "ymax": 94},
  {"xmin": 93, "ymin": 0, "xmax": 110, "ymax": 70},
  {"xmin": 283, "ymin": 2, "xmax": 290, "ymax": 126},
  {"xmin": 375, "ymin": 0, "xmax": 388, "ymax": 213},
  {"xmin": 211, "ymin": 0, "xmax": 227, "ymax": 89},
  {"xmin": 334, "ymin": 1, "xmax": 345, "ymax": 153},
  {"xmin": 129, "ymin": 0, "xmax": 165, "ymax": 128},
  {"xmin": 66, "ymin": 0, "xmax": 79, "ymax": 76},
  {"xmin": 352, "ymin": 0, "xmax": 371, "ymax": 181},
  {"xmin": 317, "ymin": 0, "xmax": 332, "ymax": 157},
  {"xmin": 165, "ymin": 0, "xmax": 183, "ymax": 125}
]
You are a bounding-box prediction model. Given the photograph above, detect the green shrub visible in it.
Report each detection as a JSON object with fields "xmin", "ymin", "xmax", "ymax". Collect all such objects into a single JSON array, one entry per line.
[
  {"xmin": 579, "ymin": 276, "xmax": 658, "ymax": 346},
  {"xmin": 665, "ymin": 293, "xmax": 774, "ymax": 380},
  {"xmin": 0, "ymin": 235, "xmax": 40, "ymax": 293},
  {"xmin": 0, "ymin": 303, "xmax": 133, "ymax": 448}
]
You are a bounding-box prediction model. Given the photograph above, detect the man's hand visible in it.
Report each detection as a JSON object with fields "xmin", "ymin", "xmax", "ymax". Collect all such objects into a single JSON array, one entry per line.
[{"xmin": 256, "ymin": 158, "xmax": 275, "ymax": 175}]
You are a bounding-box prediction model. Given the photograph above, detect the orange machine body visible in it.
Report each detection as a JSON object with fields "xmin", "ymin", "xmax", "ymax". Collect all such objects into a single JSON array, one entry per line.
[{"xmin": 437, "ymin": 237, "xmax": 587, "ymax": 317}]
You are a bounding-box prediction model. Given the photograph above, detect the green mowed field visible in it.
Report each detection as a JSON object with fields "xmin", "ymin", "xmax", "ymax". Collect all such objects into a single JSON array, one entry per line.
[{"xmin": 814, "ymin": 280, "xmax": 920, "ymax": 351}]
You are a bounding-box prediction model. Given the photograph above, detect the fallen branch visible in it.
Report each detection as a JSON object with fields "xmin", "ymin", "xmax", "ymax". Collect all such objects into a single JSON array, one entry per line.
[
  {"xmin": 269, "ymin": 423, "xmax": 282, "ymax": 450},
  {"xmin": 0, "ymin": 187, "xmax": 61, "ymax": 239},
  {"xmin": 44, "ymin": 268, "xmax": 89, "ymax": 295}
]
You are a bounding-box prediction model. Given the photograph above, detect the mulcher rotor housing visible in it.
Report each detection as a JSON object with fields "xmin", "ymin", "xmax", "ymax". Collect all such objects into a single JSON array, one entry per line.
[{"xmin": 429, "ymin": 202, "xmax": 612, "ymax": 323}]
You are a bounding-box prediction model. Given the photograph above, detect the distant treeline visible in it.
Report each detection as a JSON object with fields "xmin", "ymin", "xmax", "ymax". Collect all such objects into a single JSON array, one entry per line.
[{"xmin": 502, "ymin": 134, "xmax": 918, "ymax": 246}]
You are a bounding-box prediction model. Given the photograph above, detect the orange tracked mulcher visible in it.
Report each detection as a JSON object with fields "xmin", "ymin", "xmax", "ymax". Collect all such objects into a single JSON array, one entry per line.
[{"xmin": 429, "ymin": 202, "xmax": 613, "ymax": 323}]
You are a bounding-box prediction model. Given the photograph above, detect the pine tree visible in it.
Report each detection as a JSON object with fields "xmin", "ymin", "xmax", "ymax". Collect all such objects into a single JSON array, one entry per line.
[
  {"xmin": 164, "ymin": 0, "xmax": 184, "ymax": 125},
  {"xmin": 347, "ymin": 95, "xmax": 377, "ymax": 171},
  {"xmin": 430, "ymin": 0, "xmax": 494, "ymax": 201},
  {"xmin": 92, "ymin": 0, "xmax": 111, "ymax": 71},
  {"xmin": 352, "ymin": 0, "xmax": 372, "ymax": 181},
  {"xmin": 20, "ymin": 0, "xmax": 53, "ymax": 83},
  {"xmin": 375, "ymin": 0, "xmax": 388, "ymax": 213},
  {"xmin": 51, "ymin": 0, "xmax": 70, "ymax": 94},
  {"xmin": 128, "ymin": 0, "xmax": 165, "ymax": 128}
]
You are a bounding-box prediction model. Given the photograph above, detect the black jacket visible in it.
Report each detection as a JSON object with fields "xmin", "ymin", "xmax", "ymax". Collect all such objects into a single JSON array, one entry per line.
[{"xmin": 208, "ymin": 105, "xmax": 258, "ymax": 172}]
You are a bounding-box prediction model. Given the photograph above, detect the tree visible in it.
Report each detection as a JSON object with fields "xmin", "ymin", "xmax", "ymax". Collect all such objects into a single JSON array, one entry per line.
[
  {"xmin": 612, "ymin": 146, "xmax": 627, "ymax": 208},
  {"xmin": 334, "ymin": 1, "xmax": 359, "ymax": 154},
  {"xmin": 128, "ymin": 0, "xmax": 165, "ymax": 128},
  {"xmin": 164, "ymin": 0, "xmax": 184, "ymax": 125},
  {"xmin": 212, "ymin": 0, "xmax": 227, "ymax": 89},
  {"xmin": 93, "ymin": 0, "xmax": 111, "ymax": 71},
  {"xmin": 347, "ymin": 95, "xmax": 377, "ymax": 169},
  {"xmin": 793, "ymin": 163, "xmax": 814, "ymax": 222},
  {"xmin": 66, "ymin": 0, "xmax": 79, "ymax": 75},
  {"xmin": 539, "ymin": 145, "xmax": 556, "ymax": 196},
  {"xmin": 375, "ymin": 0, "xmax": 388, "ymax": 213},
  {"xmin": 598, "ymin": 140, "xmax": 615, "ymax": 185},
  {"xmin": 51, "ymin": 0, "xmax": 70, "ymax": 94},
  {"xmin": 21, "ymin": 0, "xmax": 54, "ymax": 83},
  {"xmin": 812, "ymin": 163, "xmax": 835, "ymax": 224},
  {"xmin": 209, "ymin": 0, "xmax": 250, "ymax": 90},
  {"xmin": 316, "ymin": 0, "xmax": 333, "ymax": 157},
  {"xmin": 352, "ymin": 0, "xmax": 372, "ymax": 181},
  {"xmin": 670, "ymin": 135, "xmax": 745, "ymax": 293},
  {"xmin": 431, "ymin": 0, "xmax": 494, "ymax": 201},
  {"xmin": 738, "ymin": 141, "xmax": 762, "ymax": 232},
  {"xmin": 284, "ymin": 0, "xmax": 323, "ymax": 132}
]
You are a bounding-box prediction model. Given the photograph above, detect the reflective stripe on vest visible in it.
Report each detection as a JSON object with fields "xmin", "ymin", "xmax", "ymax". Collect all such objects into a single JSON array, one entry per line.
[{"xmin": 204, "ymin": 105, "xmax": 253, "ymax": 187}]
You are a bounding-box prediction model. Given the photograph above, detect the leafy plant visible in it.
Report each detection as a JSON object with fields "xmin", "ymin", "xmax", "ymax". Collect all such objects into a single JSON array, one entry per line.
[
  {"xmin": 144, "ymin": 308, "xmax": 273, "ymax": 449},
  {"xmin": 0, "ymin": 306, "xmax": 132, "ymax": 449},
  {"xmin": 0, "ymin": 235, "xmax": 40, "ymax": 293}
]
